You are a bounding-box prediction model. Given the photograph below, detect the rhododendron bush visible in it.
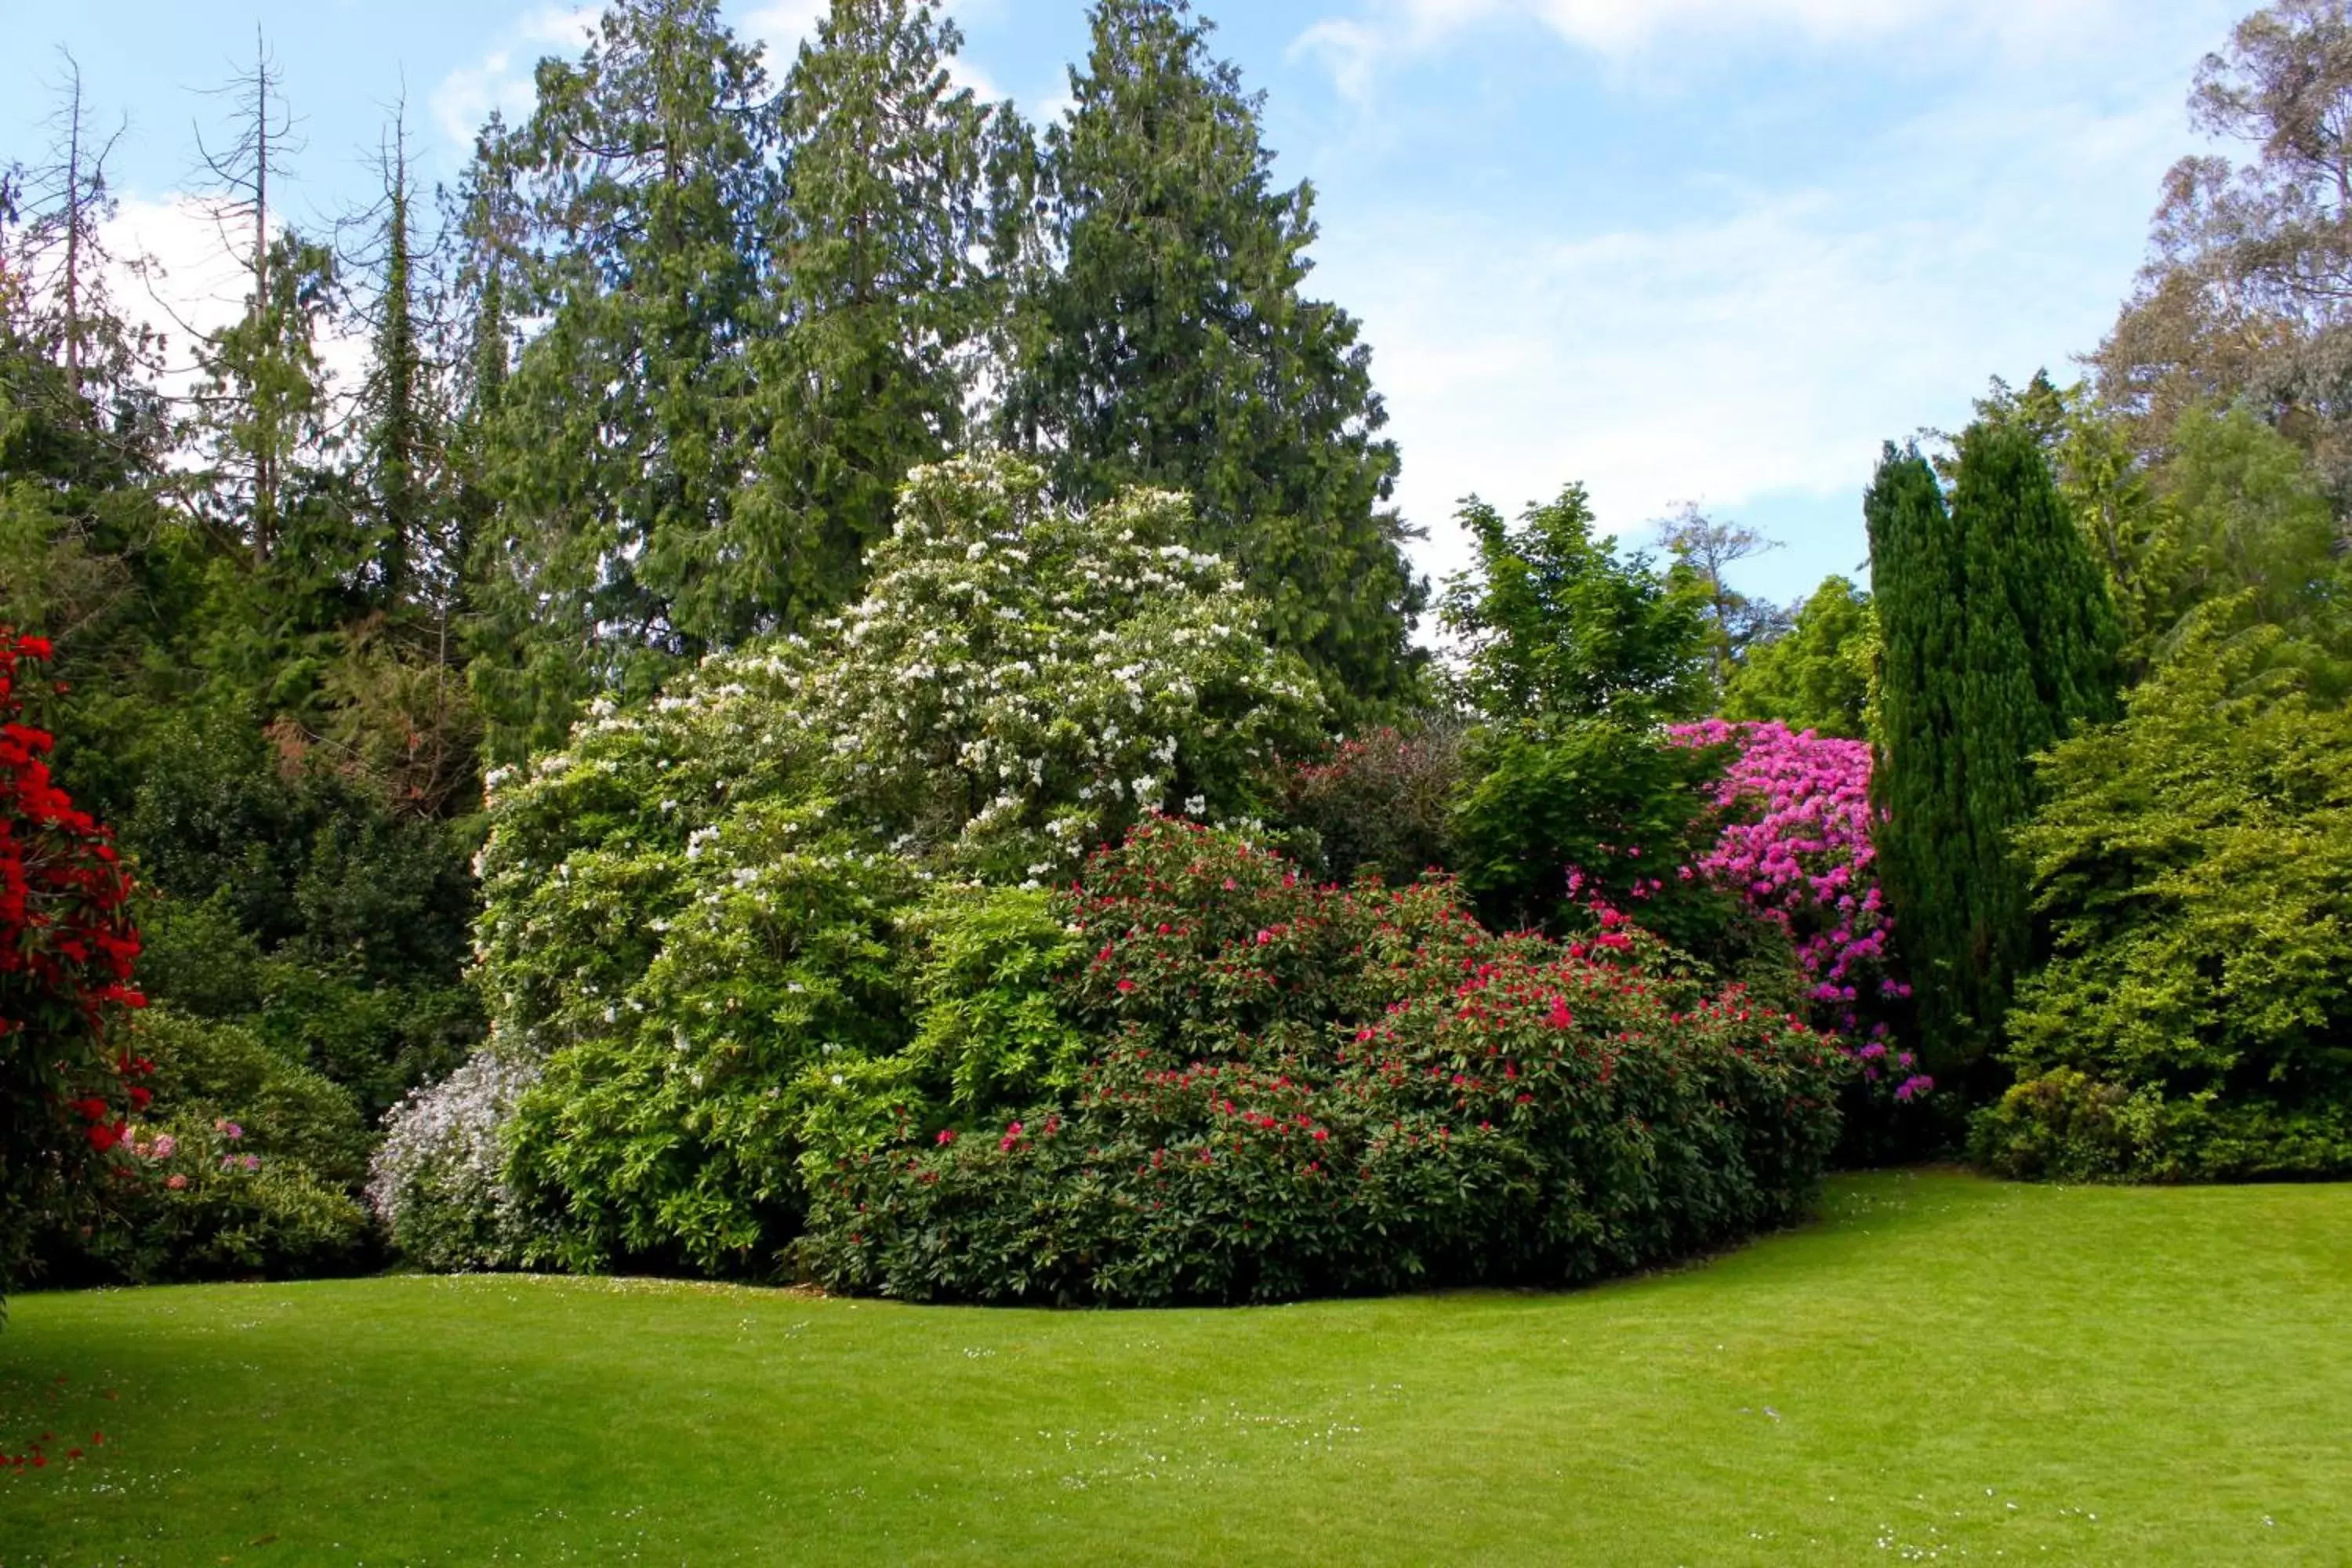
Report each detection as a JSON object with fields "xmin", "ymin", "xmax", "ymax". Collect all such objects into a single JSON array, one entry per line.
[
  {"xmin": 1670, "ymin": 721, "xmax": 1923, "ymax": 1088},
  {"xmin": 1665, "ymin": 720, "xmax": 1929, "ymax": 1156},
  {"xmin": 0, "ymin": 630, "xmax": 149, "ymax": 1308},
  {"xmin": 799, "ymin": 818, "xmax": 1851, "ymax": 1305},
  {"xmin": 392, "ymin": 456, "xmax": 1326, "ymax": 1271},
  {"xmin": 38, "ymin": 1010, "xmax": 375, "ymax": 1285}
]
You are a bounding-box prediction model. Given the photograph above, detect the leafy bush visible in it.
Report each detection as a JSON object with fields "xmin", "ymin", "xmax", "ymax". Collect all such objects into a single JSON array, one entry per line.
[
  {"xmin": 1436, "ymin": 484, "xmax": 1740, "ymax": 949},
  {"xmin": 1450, "ymin": 718, "xmax": 1740, "ymax": 944},
  {"xmin": 40, "ymin": 1011, "xmax": 372, "ymax": 1286},
  {"xmin": 800, "ymin": 818, "xmax": 1849, "ymax": 1305},
  {"xmin": 502, "ymin": 833, "xmax": 914, "ymax": 1274},
  {"xmin": 55, "ymin": 1129, "xmax": 370, "ymax": 1287},
  {"xmin": 1722, "ymin": 575, "xmax": 1877, "ymax": 740},
  {"xmin": 1272, "ymin": 723, "xmax": 1461, "ymax": 886},
  {"xmin": 368, "ymin": 1053, "xmax": 550, "ymax": 1272},
  {"xmin": 1976, "ymin": 625, "xmax": 2352, "ymax": 1181},
  {"xmin": 130, "ymin": 1009, "xmax": 372, "ymax": 1186},
  {"xmin": 899, "ymin": 885, "xmax": 1090, "ymax": 1117}
]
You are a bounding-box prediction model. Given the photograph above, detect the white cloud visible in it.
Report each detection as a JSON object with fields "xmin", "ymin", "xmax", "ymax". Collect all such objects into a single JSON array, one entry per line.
[
  {"xmin": 1295, "ymin": 0, "xmax": 2133, "ymax": 102},
  {"xmin": 1316, "ymin": 78, "xmax": 2196, "ymax": 591},
  {"xmin": 99, "ymin": 193, "xmax": 368, "ymax": 409},
  {"xmin": 429, "ymin": 5, "xmax": 600, "ymax": 149},
  {"xmin": 742, "ymin": 0, "xmax": 828, "ymax": 60}
]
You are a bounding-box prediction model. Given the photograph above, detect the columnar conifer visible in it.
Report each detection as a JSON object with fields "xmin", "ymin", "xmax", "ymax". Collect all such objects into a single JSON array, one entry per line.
[{"xmin": 1868, "ymin": 427, "xmax": 2121, "ymax": 1081}]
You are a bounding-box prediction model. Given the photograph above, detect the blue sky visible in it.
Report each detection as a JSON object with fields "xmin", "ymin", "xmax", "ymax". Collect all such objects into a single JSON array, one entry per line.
[{"xmin": 1, "ymin": 0, "xmax": 2247, "ymax": 606}]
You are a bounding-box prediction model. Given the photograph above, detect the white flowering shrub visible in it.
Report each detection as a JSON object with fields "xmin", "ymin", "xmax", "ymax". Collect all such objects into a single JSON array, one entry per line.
[
  {"xmin": 816, "ymin": 456, "xmax": 1324, "ymax": 883},
  {"xmin": 365, "ymin": 1054, "xmax": 550, "ymax": 1272},
  {"xmin": 412, "ymin": 453, "xmax": 1323, "ymax": 1274}
]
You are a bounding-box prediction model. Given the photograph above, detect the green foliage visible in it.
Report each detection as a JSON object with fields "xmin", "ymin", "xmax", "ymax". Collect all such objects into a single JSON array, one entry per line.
[
  {"xmin": 901, "ymin": 886, "xmax": 1090, "ymax": 1116},
  {"xmin": 503, "ymin": 835, "xmax": 914, "ymax": 1274},
  {"xmin": 2014, "ymin": 381, "xmax": 2352, "ymax": 692},
  {"xmin": 132, "ymin": 1010, "xmax": 373, "ymax": 1187},
  {"xmin": 1722, "ymin": 575, "xmax": 1878, "ymax": 739},
  {"xmin": 2142, "ymin": 404, "xmax": 2352, "ymax": 691},
  {"xmin": 800, "ymin": 818, "xmax": 1848, "ymax": 1305},
  {"xmin": 124, "ymin": 720, "xmax": 482, "ymax": 1116},
  {"xmin": 1976, "ymin": 624, "xmax": 2352, "ymax": 1181},
  {"xmin": 1007, "ymin": 0, "xmax": 1425, "ymax": 720},
  {"xmin": 1450, "ymin": 720, "xmax": 1737, "ymax": 942},
  {"xmin": 1440, "ymin": 486, "xmax": 1710, "ymax": 725},
  {"xmin": 1867, "ymin": 429, "xmax": 2122, "ymax": 1081},
  {"xmin": 1439, "ymin": 484, "xmax": 1729, "ymax": 938}
]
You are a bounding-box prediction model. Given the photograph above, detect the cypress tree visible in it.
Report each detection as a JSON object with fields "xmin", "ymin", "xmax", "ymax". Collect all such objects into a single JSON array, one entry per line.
[
  {"xmin": 1869, "ymin": 427, "xmax": 2122, "ymax": 1083},
  {"xmin": 1007, "ymin": 0, "xmax": 1425, "ymax": 720}
]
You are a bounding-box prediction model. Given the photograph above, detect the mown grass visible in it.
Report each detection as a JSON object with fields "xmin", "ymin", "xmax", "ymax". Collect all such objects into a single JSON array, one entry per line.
[{"xmin": 2, "ymin": 1171, "xmax": 2347, "ymax": 1566}]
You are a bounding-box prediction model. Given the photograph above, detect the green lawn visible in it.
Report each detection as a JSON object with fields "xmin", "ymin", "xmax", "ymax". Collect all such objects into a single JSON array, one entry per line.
[{"xmin": 2, "ymin": 1172, "xmax": 2346, "ymax": 1566}]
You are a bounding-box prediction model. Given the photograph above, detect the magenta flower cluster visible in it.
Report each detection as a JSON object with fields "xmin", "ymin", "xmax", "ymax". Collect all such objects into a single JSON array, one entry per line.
[{"xmin": 1669, "ymin": 720, "xmax": 1930, "ymax": 1102}]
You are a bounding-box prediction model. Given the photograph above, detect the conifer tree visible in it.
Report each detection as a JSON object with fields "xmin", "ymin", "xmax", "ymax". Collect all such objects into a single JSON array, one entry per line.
[
  {"xmin": 1868, "ymin": 428, "xmax": 2122, "ymax": 1082},
  {"xmin": 467, "ymin": 0, "xmax": 778, "ymax": 755},
  {"xmin": 726, "ymin": 0, "xmax": 1003, "ymax": 637},
  {"xmin": 1007, "ymin": 0, "xmax": 1424, "ymax": 720},
  {"xmin": 352, "ymin": 111, "xmax": 434, "ymax": 606}
]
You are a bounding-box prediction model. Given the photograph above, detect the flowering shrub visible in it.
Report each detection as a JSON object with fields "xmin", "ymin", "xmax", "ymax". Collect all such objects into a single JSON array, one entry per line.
[
  {"xmin": 368, "ymin": 1053, "xmax": 552, "ymax": 1272},
  {"xmin": 1668, "ymin": 723, "xmax": 1921, "ymax": 1075},
  {"xmin": 443, "ymin": 456, "xmax": 1324, "ymax": 1276},
  {"xmin": 808, "ymin": 456, "xmax": 1325, "ymax": 883},
  {"xmin": 799, "ymin": 819, "xmax": 1850, "ymax": 1305},
  {"xmin": 53, "ymin": 1106, "xmax": 368, "ymax": 1285},
  {"xmin": 36, "ymin": 1009, "xmax": 375, "ymax": 1285},
  {"xmin": 1665, "ymin": 721, "xmax": 1932, "ymax": 1160},
  {"xmin": 0, "ymin": 630, "xmax": 148, "ymax": 1307}
]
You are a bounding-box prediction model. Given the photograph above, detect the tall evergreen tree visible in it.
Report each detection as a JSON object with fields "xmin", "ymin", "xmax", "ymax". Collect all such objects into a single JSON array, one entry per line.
[
  {"xmin": 445, "ymin": 122, "xmax": 517, "ymax": 631},
  {"xmin": 467, "ymin": 0, "xmax": 778, "ymax": 757},
  {"xmin": 1868, "ymin": 428, "xmax": 2122, "ymax": 1083},
  {"xmin": 352, "ymin": 111, "xmax": 434, "ymax": 606},
  {"xmin": 726, "ymin": 0, "xmax": 1003, "ymax": 637},
  {"xmin": 1007, "ymin": 0, "xmax": 1424, "ymax": 720}
]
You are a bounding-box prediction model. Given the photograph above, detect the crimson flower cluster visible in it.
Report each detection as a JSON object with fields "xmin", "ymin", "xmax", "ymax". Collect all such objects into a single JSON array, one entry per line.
[
  {"xmin": 2, "ymin": 630, "xmax": 149, "ymax": 1295},
  {"xmin": 802, "ymin": 816, "xmax": 1852, "ymax": 1306}
]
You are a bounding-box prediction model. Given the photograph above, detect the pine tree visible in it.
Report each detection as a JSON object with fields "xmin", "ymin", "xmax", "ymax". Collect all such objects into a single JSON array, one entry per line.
[
  {"xmin": 1869, "ymin": 428, "xmax": 2122, "ymax": 1083},
  {"xmin": 1007, "ymin": 0, "xmax": 1424, "ymax": 720}
]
